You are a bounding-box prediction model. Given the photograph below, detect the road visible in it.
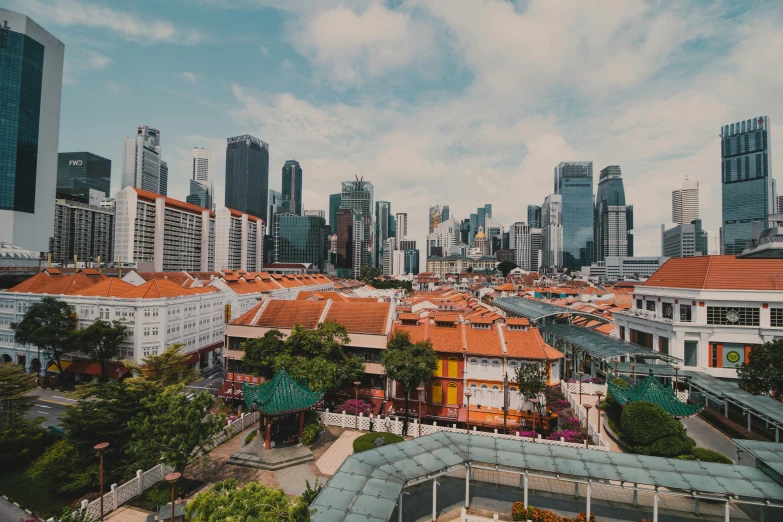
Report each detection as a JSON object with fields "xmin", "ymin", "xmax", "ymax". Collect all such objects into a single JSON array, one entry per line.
[
  {"xmin": 184, "ymin": 366, "xmax": 224, "ymax": 396},
  {"xmin": 24, "ymin": 388, "xmax": 78, "ymax": 428},
  {"xmin": 0, "ymin": 495, "xmax": 28, "ymax": 522}
]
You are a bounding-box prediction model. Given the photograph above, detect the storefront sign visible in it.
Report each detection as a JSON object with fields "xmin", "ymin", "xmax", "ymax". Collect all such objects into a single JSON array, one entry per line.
[
  {"xmin": 427, "ymin": 405, "xmax": 460, "ymax": 419},
  {"xmin": 225, "ymin": 373, "xmax": 264, "ymax": 384},
  {"xmin": 468, "ymin": 410, "xmax": 523, "ymax": 426}
]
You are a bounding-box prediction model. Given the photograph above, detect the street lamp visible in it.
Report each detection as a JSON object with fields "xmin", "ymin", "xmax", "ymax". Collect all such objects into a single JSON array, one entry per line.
[
  {"xmin": 584, "ymin": 404, "xmax": 593, "ymax": 441},
  {"xmin": 672, "ymin": 365, "xmax": 680, "ymax": 396},
  {"xmin": 165, "ymin": 471, "xmax": 182, "ymax": 522},
  {"xmin": 354, "ymin": 381, "xmax": 361, "ymax": 429},
  {"xmin": 530, "ymin": 398, "xmax": 539, "ymax": 433},
  {"xmin": 594, "ymin": 390, "xmax": 604, "ymax": 435},
  {"xmin": 577, "ymin": 371, "xmax": 585, "ymax": 405},
  {"xmin": 416, "ymin": 386, "xmax": 425, "ymax": 437},
  {"xmin": 630, "ymin": 363, "xmax": 637, "ymax": 384},
  {"xmin": 94, "ymin": 442, "xmax": 109, "ymax": 522},
  {"xmin": 464, "ymin": 389, "xmax": 473, "ymax": 433}
]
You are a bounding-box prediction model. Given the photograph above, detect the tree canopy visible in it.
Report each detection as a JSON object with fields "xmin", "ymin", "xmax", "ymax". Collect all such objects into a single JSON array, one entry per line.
[
  {"xmin": 497, "ymin": 261, "xmax": 519, "ymax": 277},
  {"xmin": 737, "ymin": 340, "xmax": 783, "ymax": 399},
  {"xmin": 72, "ymin": 320, "xmax": 128, "ymax": 380},
  {"xmin": 515, "ymin": 363, "xmax": 547, "ymax": 429},
  {"xmin": 620, "ymin": 401, "xmax": 695, "ymax": 458},
  {"xmin": 185, "ymin": 479, "xmax": 315, "ymax": 522},
  {"xmin": 0, "ymin": 362, "xmax": 37, "ymax": 429},
  {"xmin": 12, "ymin": 297, "xmax": 76, "ymax": 376},
  {"xmin": 123, "ymin": 343, "xmax": 200, "ymax": 387}
]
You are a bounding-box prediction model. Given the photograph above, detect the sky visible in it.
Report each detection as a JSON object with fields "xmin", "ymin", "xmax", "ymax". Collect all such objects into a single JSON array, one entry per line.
[{"xmin": 10, "ymin": 0, "xmax": 783, "ymax": 263}]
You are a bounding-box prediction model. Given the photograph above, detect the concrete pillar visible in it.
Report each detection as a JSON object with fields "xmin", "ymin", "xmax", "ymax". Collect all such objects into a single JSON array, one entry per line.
[
  {"xmin": 111, "ymin": 483, "xmax": 118, "ymax": 510},
  {"xmin": 653, "ymin": 491, "xmax": 659, "ymax": 522},
  {"xmin": 725, "ymin": 501, "xmax": 731, "ymax": 522},
  {"xmin": 747, "ymin": 412, "xmax": 752, "ymax": 432},
  {"xmin": 695, "ymin": 496, "xmax": 700, "ymax": 515},
  {"xmin": 432, "ymin": 479, "xmax": 437, "ymax": 521},
  {"xmin": 633, "ymin": 484, "xmax": 638, "ymax": 506},
  {"xmin": 523, "ymin": 474, "xmax": 529, "ymax": 509},
  {"xmin": 265, "ymin": 418, "xmax": 272, "ymax": 450},
  {"xmin": 574, "ymin": 482, "xmax": 579, "ymax": 499},
  {"xmin": 398, "ymin": 492, "xmax": 403, "ymax": 522},
  {"xmin": 724, "ymin": 401, "xmax": 729, "ymax": 417},
  {"xmin": 465, "ymin": 466, "xmax": 470, "ymax": 508},
  {"xmin": 136, "ymin": 470, "xmax": 143, "ymax": 495},
  {"xmin": 585, "ymin": 482, "xmax": 591, "ymax": 520}
]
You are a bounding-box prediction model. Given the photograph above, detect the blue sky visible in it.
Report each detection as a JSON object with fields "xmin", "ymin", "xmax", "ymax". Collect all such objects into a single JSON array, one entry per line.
[{"xmin": 10, "ymin": 0, "xmax": 783, "ymax": 258}]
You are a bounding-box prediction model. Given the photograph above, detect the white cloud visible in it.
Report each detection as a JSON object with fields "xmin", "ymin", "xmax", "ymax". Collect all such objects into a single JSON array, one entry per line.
[
  {"xmin": 62, "ymin": 49, "xmax": 111, "ymax": 84},
  {"xmin": 105, "ymin": 82, "xmax": 121, "ymax": 93},
  {"xmin": 179, "ymin": 72, "xmax": 198, "ymax": 83}
]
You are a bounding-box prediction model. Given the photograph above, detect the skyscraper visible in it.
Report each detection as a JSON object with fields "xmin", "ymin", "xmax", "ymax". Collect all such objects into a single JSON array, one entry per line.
[
  {"xmin": 57, "ymin": 152, "xmax": 111, "ymax": 202},
  {"xmin": 329, "ymin": 193, "xmax": 341, "ymax": 234},
  {"xmin": 122, "ymin": 126, "xmax": 163, "ymax": 195},
  {"xmin": 395, "ymin": 213, "xmax": 408, "ymax": 239},
  {"xmin": 429, "ymin": 204, "xmax": 443, "ymax": 233},
  {"xmin": 509, "ymin": 222, "xmax": 531, "ymax": 270},
  {"xmin": 441, "ymin": 205, "xmax": 450, "ymax": 221},
  {"xmin": 186, "ymin": 179, "xmax": 212, "ymax": 209},
  {"xmin": 188, "ymin": 148, "xmax": 213, "ymax": 210},
  {"xmin": 304, "ymin": 209, "xmax": 326, "ymax": 219},
  {"xmin": 527, "ymin": 205, "xmax": 541, "ymax": 228},
  {"xmin": 555, "ymin": 162, "xmax": 594, "ymax": 270},
  {"xmin": 672, "ymin": 177, "xmax": 699, "ymax": 225},
  {"xmin": 541, "ymin": 194, "xmax": 563, "ymax": 272},
  {"xmin": 159, "ymin": 160, "xmax": 168, "ymax": 197},
  {"xmin": 273, "ymin": 214, "xmax": 328, "ymax": 271},
  {"xmin": 341, "ymin": 180, "xmax": 374, "ymax": 269},
  {"xmin": 281, "ymin": 159, "xmax": 303, "ymax": 215},
  {"xmin": 530, "ymin": 228, "xmax": 543, "ymax": 272},
  {"xmin": 405, "ymin": 249, "xmax": 420, "ymax": 275},
  {"xmin": 0, "ymin": 10, "xmax": 64, "ymax": 252},
  {"xmin": 721, "ymin": 116, "xmax": 771, "ymax": 255},
  {"xmin": 594, "ymin": 166, "xmax": 633, "ymax": 263},
  {"xmin": 375, "ymin": 201, "xmax": 391, "ymax": 267},
  {"xmin": 268, "ymin": 190, "xmax": 283, "ymax": 233},
  {"xmin": 225, "ymin": 135, "xmax": 269, "ymax": 222}
]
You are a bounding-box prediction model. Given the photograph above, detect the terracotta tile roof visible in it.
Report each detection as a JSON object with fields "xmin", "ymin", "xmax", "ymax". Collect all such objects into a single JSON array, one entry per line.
[
  {"xmin": 506, "ymin": 317, "xmax": 530, "ymax": 327},
  {"xmin": 398, "ymin": 313, "xmax": 422, "ymax": 321},
  {"xmin": 133, "ymin": 271, "xmax": 196, "ymax": 287},
  {"xmin": 433, "ymin": 313, "xmax": 459, "ymax": 324},
  {"xmin": 296, "ymin": 291, "xmax": 348, "ymax": 302},
  {"xmin": 425, "ymin": 323, "xmax": 465, "ymax": 353},
  {"xmin": 118, "ymin": 279, "xmax": 217, "ymax": 299},
  {"xmin": 221, "ymin": 279, "xmax": 269, "ymax": 295},
  {"xmin": 133, "ymin": 187, "xmax": 215, "ymax": 217},
  {"xmin": 7, "ymin": 271, "xmax": 109, "ymax": 295},
  {"xmin": 494, "ymin": 283, "xmax": 516, "ymax": 291},
  {"xmin": 593, "ymin": 323, "xmax": 616, "ymax": 335},
  {"xmin": 465, "ymin": 325, "xmax": 503, "ymax": 356},
  {"xmin": 232, "ymin": 302, "xmax": 263, "ymax": 326},
  {"xmin": 73, "ymin": 278, "xmax": 136, "ymax": 297},
  {"xmin": 644, "ymin": 256, "xmax": 783, "ymax": 290},
  {"xmin": 504, "ymin": 328, "xmax": 563, "ymax": 360},
  {"xmin": 226, "ymin": 207, "xmax": 262, "ymax": 222},
  {"xmin": 255, "ymin": 300, "xmax": 327, "ymax": 329},
  {"xmin": 469, "ymin": 316, "xmax": 494, "ymax": 325},
  {"xmin": 323, "ymin": 302, "xmax": 391, "ymax": 334}
]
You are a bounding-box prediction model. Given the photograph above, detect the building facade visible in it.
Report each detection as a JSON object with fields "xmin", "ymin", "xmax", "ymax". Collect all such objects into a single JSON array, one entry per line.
[
  {"xmin": 214, "ymin": 207, "xmax": 263, "ymax": 272},
  {"xmin": 186, "ymin": 179, "xmax": 212, "ymax": 210},
  {"xmin": 594, "ymin": 165, "xmax": 633, "ymax": 262},
  {"xmin": 555, "ymin": 162, "xmax": 594, "ymax": 270},
  {"xmin": 281, "ymin": 159, "xmax": 303, "ymax": 216},
  {"xmin": 0, "ymin": 10, "xmax": 64, "ymax": 253},
  {"xmin": 427, "ymin": 255, "xmax": 496, "ymax": 277},
  {"xmin": 509, "ymin": 222, "xmax": 531, "ymax": 270},
  {"xmin": 721, "ymin": 116, "xmax": 772, "ymax": 255},
  {"xmin": 329, "ymin": 193, "xmax": 341, "ymax": 235},
  {"xmin": 57, "ymin": 152, "xmax": 111, "ymax": 203},
  {"xmin": 122, "ymin": 126, "xmax": 163, "ymax": 196},
  {"xmin": 188, "ymin": 147, "xmax": 213, "ymax": 210},
  {"xmin": 273, "ymin": 214, "xmax": 328, "ymax": 271},
  {"xmin": 583, "ymin": 256, "xmax": 668, "ymax": 281},
  {"xmin": 662, "ymin": 219, "xmax": 708, "ymax": 258},
  {"xmin": 541, "ymin": 194, "xmax": 563, "ymax": 273},
  {"xmin": 225, "ymin": 135, "xmax": 269, "ymax": 223},
  {"xmin": 49, "ymin": 199, "xmax": 114, "ymax": 266},
  {"xmin": 673, "ymin": 178, "xmax": 699, "ymax": 225},
  {"xmin": 375, "ymin": 201, "xmax": 391, "ymax": 268},
  {"xmin": 395, "ymin": 213, "xmax": 408, "ymax": 240},
  {"xmin": 405, "ymin": 249, "xmax": 420, "ymax": 275},
  {"xmin": 527, "ymin": 205, "xmax": 541, "ymax": 228},
  {"xmin": 341, "ymin": 180, "xmax": 374, "ymax": 269}
]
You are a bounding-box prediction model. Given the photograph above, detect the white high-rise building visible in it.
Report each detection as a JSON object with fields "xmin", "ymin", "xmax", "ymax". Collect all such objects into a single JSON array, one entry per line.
[
  {"xmin": 672, "ymin": 177, "xmax": 699, "ymax": 225},
  {"xmin": 382, "ymin": 238, "xmax": 395, "ymax": 275},
  {"xmin": 0, "ymin": 10, "xmax": 65, "ymax": 253},
  {"xmin": 509, "ymin": 222, "xmax": 531, "ymax": 270},
  {"xmin": 530, "ymin": 228, "xmax": 543, "ymax": 272},
  {"xmin": 192, "ymin": 147, "xmax": 213, "ymax": 184},
  {"xmin": 392, "ymin": 250, "xmax": 406, "ymax": 275},
  {"xmin": 122, "ymin": 126, "xmax": 164, "ymax": 195},
  {"xmin": 542, "ymin": 194, "xmax": 563, "ymax": 272},
  {"xmin": 395, "ymin": 213, "xmax": 408, "ymax": 239}
]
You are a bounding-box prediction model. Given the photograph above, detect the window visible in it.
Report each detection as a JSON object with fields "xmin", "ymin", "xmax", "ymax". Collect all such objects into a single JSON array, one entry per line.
[
  {"xmin": 707, "ymin": 307, "xmax": 759, "ymax": 326},
  {"xmin": 771, "ymin": 308, "xmax": 783, "ymax": 327},
  {"xmin": 711, "ymin": 344, "xmax": 719, "ymax": 367},
  {"xmin": 448, "ymin": 356, "xmax": 458, "ymax": 377},
  {"xmin": 679, "ymin": 304, "xmax": 692, "ymax": 322},
  {"xmin": 659, "ymin": 336, "xmax": 669, "ymax": 355},
  {"xmin": 446, "ymin": 383, "xmax": 458, "ymax": 405},
  {"xmin": 636, "ymin": 299, "xmax": 643, "ymax": 309},
  {"xmin": 662, "ymin": 302, "xmax": 673, "ymax": 320},
  {"xmin": 684, "ymin": 340, "xmax": 698, "ymax": 367},
  {"xmin": 646, "ymin": 300, "xmax": 656, "ymax": 312},
  {"xmin": 432, "ymin": 382, "xmax": 442, "ymax": 403}
]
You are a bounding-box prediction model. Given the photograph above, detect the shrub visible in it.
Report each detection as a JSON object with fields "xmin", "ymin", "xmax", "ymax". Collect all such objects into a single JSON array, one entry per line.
[
  {"xmin": 548, "ymin": 399, "xmax": 570, "ymax": 413},
  {"xmin": 547, "ymin": 430, "xmax": 586, "ymax": 443},
  {"xmin": 511, "ymin": 503, "xmax": 596, "ymax": 522},
  {"xmin": 302, "ymin": 423, "xmax": 320, "ymax": 445},
  {"xmin": 353, "ymin": 432, "xmax": 403, "ymax": 453},
  {"xmin": 337, "ymin": 399, "xmax": 372, "ymax": 416},
  {"xmin": 558, "ymin": 415, "xmax": 582, "ymax": 431},
  {"xmin": 620, "ymin": 402, "xmax": 694, "ymax": 458},
  {"xmin": 680, "ymin": 447, "xmax": 732, "ymax": 464},
  {"xmin": 518, "ymin": 430, "xmax": 538, "ymax": 438},
  {"xmin": 545, "ymin": 386, "xmax": 566, "ymax": 403},
  {"xmin": 603, "ymin": 377, "xmax": 628, "ymax": 411}
]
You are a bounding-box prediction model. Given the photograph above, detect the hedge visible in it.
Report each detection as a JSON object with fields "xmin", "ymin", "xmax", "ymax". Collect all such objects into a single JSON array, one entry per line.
[
  {"xmin": 678, "ymin": 447, "xmax": 733, "ymax": 464},
  {"xmin": 353, "ymin": 432, "xmax": 403, "ymax": 453},
  {"xmin": 620, "ymin": 401, "xmax": 694, "ymax": 458}
]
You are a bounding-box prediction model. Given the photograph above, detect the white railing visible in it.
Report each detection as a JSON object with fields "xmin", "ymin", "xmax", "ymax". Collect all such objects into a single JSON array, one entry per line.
[
  {"xmin": 315, "ymin": 410, "xmax": 602, "ymax": 450},
  {"xmin": 209, "ymin": 411, "xmax": 260, "ymax": 448},
  {"xmin": 561, "ymin": 381, "xmax": 610, "ymax": 449},
  {"xmin": 565, "ymin": 382, "xmax": 608, "ymax": 396}
]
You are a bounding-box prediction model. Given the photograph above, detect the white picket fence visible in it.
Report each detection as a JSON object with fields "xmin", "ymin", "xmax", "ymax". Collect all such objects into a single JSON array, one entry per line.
[
  {"xmin": 560, "ymin": 381, "xmax": 610, "ymax": 449},
  {"xmin": 52, "ymin": 412, "xmax": 260, "ymax": 521},
  {"xmin": 316, "ymin": 410, "xmax": 603, "ymax": 450}
]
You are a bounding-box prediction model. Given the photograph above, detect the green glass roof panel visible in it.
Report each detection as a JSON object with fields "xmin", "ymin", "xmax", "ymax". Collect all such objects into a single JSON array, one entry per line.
[
  {"xmin": 411, "ymin": 453, "xmax": 446, "ymax": 474},
  {"xmin": 312, "ymin": 506, "xmax": 350, "ymax": 522},
  {"xmin": 542, "ymin": 323, "xmax": 678, "ymax": 361},
  {"xmin": 523, "ymin": 442, "xmax": 556, "ymax": 456},
  {"xmin": 554, "ymin": 457, "xmax": 588, "ymax": 477},
  {"xmin": 634, "ymin": 455, "xmax": 678, "ymax": 473},
  {"xmin": 615, "ymin": 465, "xmax": 653, "ymax": 484},
  {"xmin": 432, "ymin": 447, "xmax": 466, "ymax": 467},
  {"xmin": 242, "ymin": 367, "xmax": 323, "ymax": 415},
  {"xmin": 356, "ymin": 452, "xmax": 393, "ymax": 468},
  {"xmin": 469, "ymin": 446, "xmax": 497, "ymax": 464},
  {"xmin": 647, "ymin": 469, "xmax": 689, "ymax": 490},
  {"xmin": 344, "ymin": 515, "xmax": 387, "ymax": 522},
  {"xmin": 470, "ymin": 435, "xmax": 498, "ymax": 449},
  {"xmin": 362, "ymin": 478, "xmax": 402, "ymax": 500},
  {"xmin": 576, "ymin": 449, "xmax": 613, "ymax": 465},
  {"xmin": 608, "ymin": 371, "xmax": 703, "ymax": 417},
  {"xmin": 496, "ymin": 438, "xmax": 522, "ymax": 453},
  {"xmin": 680, "ymin": 474, "xmax": 724, "ymax": 494},
  {"xmin": 418, "ymin": 433, "xmax": 450, "ymax": 451},
  {"xmin": 684, "ymin": 372, "xmax": 783, "ymax": 426},
  {"xmin": 524, "ymin": 454, "xmax": 558, "ymax": 473},
  {"xmin": 497, "ymin": 450, "xmax": 526, "ymax": 469},
  {"xmin": 400, "ymin": 442, "xmax": 428, "ymax": 458},
  {"xmin": 587, "ymin": 462, "xmax": 624, "ymax": 481},
  {"xmin": 714, "ymin": 476, "xmax": 766, "ymax": 498},
  {"xmin": 350, "ymin": 495, "xmax": 397, "ymax": 519},
  {"xmin": 493, "ymin": 296, "xmax": 571, "ymax": 321},
  {"xmin": 606, "ymin": 452, "xmax": 645, "ymax": 467},
  {"xmin": 311, "ymin": 488, "xmax": 357, "ymax": 511},
  {"xmin": 328, "ymin": 472, "xmax": 368, "ymax": 492},
  {"xmin": 341, "ymin": 459, "xmax": 375, "ymax": 476}
]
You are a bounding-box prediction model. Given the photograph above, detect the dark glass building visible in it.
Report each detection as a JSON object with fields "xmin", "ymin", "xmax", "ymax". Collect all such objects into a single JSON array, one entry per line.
[
  {"xmin": 527, "ymin": 205, "xmax": 541, "ymax": 228},
  {"xmin": 273, "ymin": 214, "xmax": 328, "ymax": 271},
  {"xmin": 335, "ymin": 208, "xmax": 357, "ymax": 270},
  {"xmin": 594, "ymin": 166, "xmax": 633, "ymax": 262},
  {"xmin": 405, "ymin": 249, "xmax": 420, "ymax": 275},
  {"xmin": 186, "ymin": 179, "xmax": 212, "ymax": 209},
  {"xmin": 57, "ymin": 152, "xmax": 111, "ymax": 202},
  {"xmin": 225, "ymin": 135, "xmax": 269, "ymax": 222},
  {"xmin": 281, "ymin": 159, "xmax": 302, "ymax": 215},
  {"xmin": 555, "ymin": 161, "xmax": 594, "ymax": 270},
  {"xmin": 721, "ymin": 116, "xmax": 772, "ymax": 255},
  {"xmin": 329, "ymin": 193, "xmax": 341, "ymax": 234}
]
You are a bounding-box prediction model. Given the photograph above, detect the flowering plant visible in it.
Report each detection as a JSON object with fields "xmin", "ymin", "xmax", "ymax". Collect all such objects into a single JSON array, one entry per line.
[
  {"xmin": 518, "ymin": 430, "xmax": 538, "ymax": 438},
  {"xmin": 547, "ymin": 429, "xmax": 586, "ymax": 443},
  {"xmin": 558, "ymin": 415, "xmax": 582, "ymax": 431},
  {"xmin": 548, "ymin": 399, "xmax": 570, "ymax": 412},
  {"xmin": 336, "ymin": 399, "xmax": 372, "ymax": 416},
  {"xmin": 511, "ymin": 503, "xmax": 597, "ymax": 522}
]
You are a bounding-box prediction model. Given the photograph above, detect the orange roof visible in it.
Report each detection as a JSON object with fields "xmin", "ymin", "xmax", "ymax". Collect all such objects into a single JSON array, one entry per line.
[
  {"xmin": 494, "ymin": 283, "xmax": 516, "ymax": 291},
  {"xmin": 119, "ymin": 279, "xmax": 217, "ymax": 299},
  {"xmin": 133, "ymin": 187, "xmax": 215, "ymax": 217},
  {"xmin": 465, "ymin": 325, "xmax": 503, "ymax": 355},
  {"xmin": 7, "ymin": 270, "xmax": 108, "ymax": 295},
  {"xmin": 221, "ymin": 279, "xmax": 271, "ymax": 295},
  {"xmin": 323, "ymin": 302, "xmax": 391, "ymax": 334},
  {"xmin": 469, "ymin": 316, "xmax": 494, "ymax": 325},
  {"xmin": 133, "ymin": 271, "xmax": 195, "ymax": 287},
  {"xmin": 593, "ymin": 323, "xmax": 616, "ymax": 335},
  {"xmin": 255, "ymin": 300, "xmax": 327, "ymax": 329},
  {"xmin": 433, "ymin": 313, "xmax": 459, "ymax": 324},
  {"xmin": 233, "ymin": 302, "xmax": 263, "ymax": 326},
  {"xmin": 73, "ymin": 278, "xmax": 136, "ymax": 297},
  {"xmin": 504, "ymin": 328, "xmax": 563, "ymax": 360},
  {"xmin": 424, "ymin": 323, "xmax": 465, "ymax": 353},
  {"xmin": 226, "ymin": 207, "xmax": 262, "ymax": 223},
  {"xmin": 297, "ymin": 291, "xmax": 349, "ymax": 302},
  {"xmin": 644, "ymin": 256, "xmax": 783, "ymax": 290},
  {"xmin": 398, "ymin": 313, "xmax": 422, "ymax": 321},
  {"xmin": 505, "ymin": 317, "xmax": 530, "ymax": 327}
]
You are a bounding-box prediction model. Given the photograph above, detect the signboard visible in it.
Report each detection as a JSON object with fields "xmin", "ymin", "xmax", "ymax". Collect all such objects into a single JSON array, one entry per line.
[
  {"xmin": 468, "ymin": 410, "xmax": 523, "ymax": 426},
  {"xmin": 224, "ymin": 304, "xmax": 231, "ymax": 323},
  {"xmin": 427, "ymin": 405, "xmax": 460, "ymax": 419},
  {"xmin": 68, "ymin": 160, "xmax": 83, "ymax": 167},
  {"xmin": 225, "ymin": 373, "xmax": 264, "ymax": 384},
  {"xmin": 721, "ymin": 343, "xmax": 745, "ymax": 368}
]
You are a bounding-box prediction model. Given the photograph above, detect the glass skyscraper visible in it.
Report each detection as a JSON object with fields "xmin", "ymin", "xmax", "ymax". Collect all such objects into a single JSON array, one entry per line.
[
  {"xmin": 341, "ymin": 180, "xmax": 374, "ymax": 268},
  {"xmin": 527, "ymin": 205, "xmax": 541, "ymax": 228},
  {"xmin": 375, "ymin": 201, "xmax": 391, "ymax": 267},
  {"xmin": 329, "ymin": 193, "xmax": 341, "ymax": 234},
  {"xmin": 721, "ymin": 116, "xmax": 772, "ymax": 255},
  {"xmin": 405, "ymin": 249, "xmax": 420, "ymax": 275},
  {"xmin": 281, "ymin": 159, "xmax": 302, "ymax": 215},
  {"xmin": 273, "ymin": 214, "xmax": 328, "ymax": 271},
  {"xmin": 555, "ymin": 162, "xmax": 594, "ymax": 271},
  {"xmin": 594, "ymin": 166, "xmax": 633, "ymax": 262},
  {"xmin": 225, "ymin": 135, "xmax": 269, "ymax": 222},
  {"xmin": 57, "ymin": 152, "xmax": 111, "ymax": 202}
]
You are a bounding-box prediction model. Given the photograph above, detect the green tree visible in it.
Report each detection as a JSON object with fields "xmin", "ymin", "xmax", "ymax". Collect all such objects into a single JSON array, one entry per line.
[
  {"xmin": 359, "ymin": 266, "xmax": 382, "ymax": 284},
  {"xmin": 242, "ymin": 330, "xmax": 285, "ymax": 377},
  {"xmin": 620, "ymin": 401, "xmax": 694, "ymax": 458},
  {"xmin": 497, "ymin": 261, "xmax": 519, "ymax": 277},
  {"xmin": 124, "ymin": 343, "xmax": 200, "ymax": 387},
  {"xmin": 126, "ymin": 384, "xmax": 223, "ymax": 472},
  {"xmin": 12, "ymin": 297, "xmax": 76, "ymax": 379},
  {"xmin": 0, "ymin": 362, "xmax": 36, "ymax": 428},
  {"xmin": 185, "ymin": 479, "xmax": 310, "ymax": 522},
  {"xmin": 515, "ymin": 363, "xmax": 547, "ymax": 430},
  {"xmin": 73, "ymin": 320, "xmax": 128, "ymax": 380},
  {"xmin": 381, "ymin": 331, "xmax": 438, "ymax": 436},
  {"xmin": 737, "ymin": 340, "xmax": 783, "ymax": 398}
]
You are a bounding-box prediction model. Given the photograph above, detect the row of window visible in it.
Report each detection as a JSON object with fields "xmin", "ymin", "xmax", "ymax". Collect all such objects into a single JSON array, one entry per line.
[{"xmin": 634, "ymin": 298, "xmax": 783, "ymax": 327}]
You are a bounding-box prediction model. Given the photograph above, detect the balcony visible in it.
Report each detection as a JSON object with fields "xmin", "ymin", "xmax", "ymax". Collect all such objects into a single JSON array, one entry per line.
[{"xmin": 616, "ymin": 309, "xmax": 675, "ymax": 324}]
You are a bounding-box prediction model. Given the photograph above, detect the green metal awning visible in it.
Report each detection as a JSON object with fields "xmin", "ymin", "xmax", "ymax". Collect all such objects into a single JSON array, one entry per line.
[
  {"xmin": 494, "ymin": 296, "xmax": 612, "ymax": 325},
  {"xmin": 242, "ymin": 367, "xmax": 323, "ymax": 415},
  {"xmin": 734, "ymin": 439, "xmax": 783, "ymax": 486},
  {"xmin": 608, "ymin": 369, "xmax": 703, "ymax": 417},
  {"xmin": 542, "ymin": 323, "xmax": 681, "ymax": 363}
]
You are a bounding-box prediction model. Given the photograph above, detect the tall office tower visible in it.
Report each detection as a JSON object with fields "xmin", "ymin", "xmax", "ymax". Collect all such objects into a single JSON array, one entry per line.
[
  {"xmin": 662, "ymin": 219, "xmax": 708, "ymax": 258},
  {"xmin": 392, "ymin": 250, "xmax": 406, "ymax": 275},
  {"xmin": 375, "ymin": 201, "xmax": 391, "ymax": 267},
  {"xmin": 122, "ymin": 126, "xmax": 162, "ymax": 195},
  {"xmin": 484, "ymin": 217, "xmax": 504, "ymax": 255},
  {"xmin": 57, "ymin": 152, "xmax": 111, "ymax": 203},
  {"xmin": 477, "ymin": 206, "xmax": 486, "ymax": 232},
  {"xmin": 395, "ymin": 212, "xmax": 408, "ymax": 239},
  {"xmin": 509, "ymin": 222, "xmax": 531, "ymax": 270},
  {"xmin": 329, "ymin": 193, "xmax": 342, "ymax": 234},
  {"xmin": 459, "ymin": 219, "xmax": 470, "ymax": 244},
  {"xmin": 441, "ymin": 205, "xmax": 450, "ymax": 221},
  {"xmin": 281, "ymin": 160, "xmax": 303, "ymax": 215},
  {"xmin": 541, "ymin": 194, "xmax": 563, "ymax": 273},
  {"xmin": 594, "ymin": 166, "xmax": 633, "ymax": 262},
  {"xmin": 268, "ymin": 190, "xmax": 283, "ymax": 233},
  {"xmin": 472, "ymin": 227, "xmax": 490, "ymax": 256},
  {"xmin": 341, "ymin": 180, "xmax": 374, "ymax": 268},
  {"xmin": 777, "ymin": 195, "xmax": 783, "ymax": 216},
  {"xmin": 0, "ymin": 10, "xmax": 64, "ymax": 252},
  {"xmin": 273, "ymin": 214, "xmax": 328, "ymax": 271},
  {"xmin": 484, "ymin": 204, "xmax": 492, "ymax": 220},
  {"xmin": 186, "ymin": 179, "xmax": 212, "ymax": 209},
  {"xmin": 192, "ymin": 147, "xmax": 212, "ymax": 184},
  {"xmin": 159, "ymin": 161, "xmax": 168, "ymax": 197},
  {"xmin": 50, "ymin": 198, "xmax": 114, "ymax": 266},
  {"xmin": 382, "ymin": 237, "xmax": 395, "ymax": 275},
  {"xmin": 527, "ymin": 205, "xmax": 541, "ymax": 228},
  {"xmin": 335, "ymin": 208, "xmax": 356, "ymax": 275},
  {"xmin": 530, "ymin": 228, "xmax": 543, "ymax": 272},
  {"xmin": 399, "ymin": 238, "xmax": 417, "ymax": 252},
  {"xmin": 304, "ymin": 209, "xmax": 326, "ymax": 219},
  {"xmin": 429, "ymin": 204, "xmax": 442, "ymax": 233},
  {"xmin": 721, "ymin": 116, "xmax": 772, "ymax": 255},
  {"xmin": 469, "ymin": 213, "xmax": 478, "ymax": 244},
  {"xmin": 225, "ymin": 135, "xmax": 269, "ymax": 223},
  {"xmin": 672, "ymin": 177, "xmax": 699, "ymax": 225},
  {"xmin": 434, "ymin": 218, "xmax": 457, "ymax": 255},
  {"xmin": 405, "ymin": 249, "xmax": 420, "ymax": 275},
  {"xmin": 554, "ymin": 161, "xmax": 594, "ymax": 270}
]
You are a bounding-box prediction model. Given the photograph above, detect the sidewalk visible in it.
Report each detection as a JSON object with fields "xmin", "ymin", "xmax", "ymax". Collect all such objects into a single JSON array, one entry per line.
[
  {"xmin": 572, "ymin": 392, "xmax": 623, "ymax": 453},
  {"xmin": 315, "ymin": 430, "xmax": 363, "ymax": 476}
]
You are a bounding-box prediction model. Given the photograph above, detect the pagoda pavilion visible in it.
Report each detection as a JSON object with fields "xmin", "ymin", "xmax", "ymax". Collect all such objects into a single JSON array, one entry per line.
[
  {"xmin": 243, "ymin": 368, "xmax": 323, "ymax": 450},
  {"xmin": 608, "ymin": 369, "xmax": 703, "ymax": 418}
]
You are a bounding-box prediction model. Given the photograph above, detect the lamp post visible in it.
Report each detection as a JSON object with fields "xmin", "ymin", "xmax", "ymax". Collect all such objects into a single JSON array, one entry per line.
[
  {"xmin": 672, "ymin": 365, "xmax": 680, "ymax": 397},
  {"xmin": 630, "ymin": 363, "xmax": 637, "ymax": 384},
  {"xmin": 464, "ymin": 389, "xmax": 473, "ymax": 433},
  {"xmin": 577, "ymin": 371, "xmax": 585, "ymax": 405},
  {"xmin": 165, "ymin": 471, "xmax": 182, "ymax": 522},
  {"xmin": 584, "ymin": 404, "xmax": 593, "ymax": 442},
  {"xmin": 353, "ymin": 381, "xmax": 361, "ymax": 429},
  {"xmin": 530, "ymin": 398, "xmax": 539, "ymax": 433},
  {"xmin": 594, "ymin": 390, "xmax": 603, "ymax": 435},
  {"xmin": 416, "ymin": 386, "xmax": 425, "ymax": 437},
  {"xmin": 94, "ymin": 442, "xmax": 109, "ymax": 522}
]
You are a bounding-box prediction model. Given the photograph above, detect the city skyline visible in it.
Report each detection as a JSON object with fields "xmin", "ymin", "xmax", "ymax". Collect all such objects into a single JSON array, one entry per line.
[{"xmin": 5, "ymin": 1, "xmax": 783, "ymax": 261}]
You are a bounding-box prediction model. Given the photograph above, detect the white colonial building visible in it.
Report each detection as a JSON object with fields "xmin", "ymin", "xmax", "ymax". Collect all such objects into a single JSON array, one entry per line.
[{"xmin": 612, "ymin": 256, "xmax": 783, "ymax": 379}]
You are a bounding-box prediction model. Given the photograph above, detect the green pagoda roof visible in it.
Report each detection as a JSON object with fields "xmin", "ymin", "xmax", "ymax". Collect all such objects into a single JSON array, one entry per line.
[
  {"xmin": 242, "ymin": 368, "xmax": 323, "ymax": 415},
  {"xmin": 608, "ymin": 369, "xmax": 703, "ymax": 418}
]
